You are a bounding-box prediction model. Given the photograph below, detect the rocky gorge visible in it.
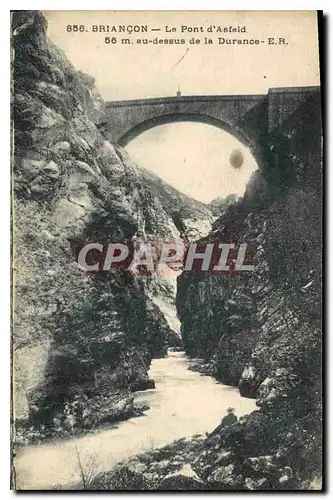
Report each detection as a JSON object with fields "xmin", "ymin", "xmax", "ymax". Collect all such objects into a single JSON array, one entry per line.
[
  {"xmin": 90, "ymin": 145, "xmax": 322, "ymax": 490},
  {"xmin": 12, "ymin": 10, "xmax": 322, "ymax": 491},
  {"xmin": 11, "ymin": 10, "xmax": 211, "ymax": 443}
]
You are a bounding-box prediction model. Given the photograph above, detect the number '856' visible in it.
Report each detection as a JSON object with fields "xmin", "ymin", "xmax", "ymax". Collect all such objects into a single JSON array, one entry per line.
[{"xmin": 66, "ymin": 25, "xmax": 86, "ymax": 32}]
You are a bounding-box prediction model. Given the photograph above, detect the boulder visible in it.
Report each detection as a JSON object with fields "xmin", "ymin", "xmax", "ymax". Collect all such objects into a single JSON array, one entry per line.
[
  {"xmin": 278, "ymin": 466, "xmax": 294, "ymax": 489},
  {"xmin": 37, "ymin": 105, "xmax": 65, "ymax": 129},
  {"xmin": 20, "ymin": 158, "xmax": 47, "ymax": 175},
  {"xmin": 238, "ymin": 363, "xmax": 261, "ymax": 398},
  {"xmin": 244, "ymin": 477, "xmax": 269, "ymax": 490},
  {"xmin": 201, "ymin": 464, "xmax": 212, "ymax": 478},
  {"xmin": 213, "ymin": 450, "xmax": 234, "ymax": 467},
  {"xmin": 208, "ymin": 463, "xmax": 242, "ymax": 489},
  {"xmin": 51, "ymin": 141, "xmax": 71, "ymax": 155},
  {"xmin": 130, "ymin": 379, "xmax": 155, "ymax": 392},
  {"xmin": 126, "ymin": 460, "xmax": 148, "ymax": 475},
  {"xmin": 243, "ymin": 455, "xmax": 277, "ymax": 476},
  {"xmin": 89, "ymin": 464, "xmax": 151, "ymax": 490},
  {"xmin": 29, "ymin": 178, "xmax": 49, "ymax": 195},
  {"xmin": 44, "ymin": 160, "xmax": 60, "ymax": 178},
  {"xmin": 158, "ymin": 464, "xmax": 205, "ymax": 490}
]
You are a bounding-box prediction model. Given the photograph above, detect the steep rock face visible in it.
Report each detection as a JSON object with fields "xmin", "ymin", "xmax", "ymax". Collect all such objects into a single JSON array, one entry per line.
[
  {"xmin": 176, "ymin": 90, "xmax": 322, "ymax": 487},
  {"xmin": 11, "ymin": 11, "xmax": 211, "ymax": 439},
  {"xmin": 134, "ymin": 169, "xmax": 214, "ymax": 346},
  {"xmin": 139, "ymin": 168, "xmax": 213, "ymax": 240}
]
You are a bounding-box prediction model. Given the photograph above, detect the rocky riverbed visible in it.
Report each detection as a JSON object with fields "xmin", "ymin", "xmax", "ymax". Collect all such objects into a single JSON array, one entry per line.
[{"xmin": 14, "ymin": 351, "xmax": 257, "ymax": 490}]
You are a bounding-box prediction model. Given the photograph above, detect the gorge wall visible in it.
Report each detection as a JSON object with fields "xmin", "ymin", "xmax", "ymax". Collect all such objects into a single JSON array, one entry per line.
[
  {"xmin": 11, "ymin": 10, "xmax": 211, "ymax": 441},
  {"xmin": 176, "ymin": 87, "xmax": 322, "ymax": 487},
  {"xmin": 91, "ymin": 86, "xmax": 322, "ymax": 492}
]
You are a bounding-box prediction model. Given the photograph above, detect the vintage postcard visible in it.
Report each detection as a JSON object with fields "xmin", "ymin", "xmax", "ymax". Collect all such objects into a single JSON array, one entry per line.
[{"xmin": 11, "ymin": 10, "xmax": 323, "ymax": 490}]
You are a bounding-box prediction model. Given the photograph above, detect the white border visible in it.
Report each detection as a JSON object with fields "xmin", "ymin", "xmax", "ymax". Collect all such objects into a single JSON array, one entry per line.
[
  {"xmin": 3, "ymin": 1, "xmax": 333, "ymax": 10},
  {"xmin": 1, "ymin": 1, "xmax": 331, "ymax": 498}
]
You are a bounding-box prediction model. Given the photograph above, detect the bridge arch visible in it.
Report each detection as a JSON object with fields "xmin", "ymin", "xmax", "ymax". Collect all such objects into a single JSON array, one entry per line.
[{"xmin": 116, "ymin": 112, "xmax": 259, "ymax": 162}]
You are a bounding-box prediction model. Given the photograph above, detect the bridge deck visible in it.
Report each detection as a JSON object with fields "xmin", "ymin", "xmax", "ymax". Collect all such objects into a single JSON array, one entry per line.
[{"xmin": 105, "ymin": 87, "xmax": 319, "ymax": 107}]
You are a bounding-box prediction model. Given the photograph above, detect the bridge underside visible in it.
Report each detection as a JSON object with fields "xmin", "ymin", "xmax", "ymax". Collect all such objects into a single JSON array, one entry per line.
[{"xmin": 116, "ymin": 112, "xmax": 258, "ymax": 150}]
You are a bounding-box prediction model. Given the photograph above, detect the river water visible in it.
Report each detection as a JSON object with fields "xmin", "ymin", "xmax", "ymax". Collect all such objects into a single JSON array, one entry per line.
[{"xmin": 14, "ymin": 350, "xmax": 257, "ymax": 490}]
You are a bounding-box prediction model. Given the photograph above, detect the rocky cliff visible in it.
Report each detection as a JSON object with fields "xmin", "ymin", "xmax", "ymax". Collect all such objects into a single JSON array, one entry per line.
[
  {"xmin": 175, "ymin": 90, "xmax": 322, "ymax": 487},
  {"xmin": 91, "ymin": 89, "xmax": 322, "ymax": 491},
  {"xmin": 138, "ymin": 168, "xmax": 213, "ymax": 241},
  {"xmin": 11, "ymin": 10, "xmax": 212, "ymax": 442}
]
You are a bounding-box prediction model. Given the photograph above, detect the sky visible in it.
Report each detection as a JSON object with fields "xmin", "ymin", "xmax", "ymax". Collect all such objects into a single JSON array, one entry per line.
[
  {"xmin": 126, "ymin": 123, "xmax": 257, "ymax": 203},
  {"xmin": 43, "ymin": 11, "xmax": 320, "ymax": 203}
]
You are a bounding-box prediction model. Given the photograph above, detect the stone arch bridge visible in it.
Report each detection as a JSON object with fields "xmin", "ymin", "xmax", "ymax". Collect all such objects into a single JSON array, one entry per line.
[{"xmin": 102, "ymin": 86, "xmax": 320, "ymax": 167}]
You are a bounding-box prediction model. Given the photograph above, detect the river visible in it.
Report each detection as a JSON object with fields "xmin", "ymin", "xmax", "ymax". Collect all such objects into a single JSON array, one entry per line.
[{"xmin": 14, "ymin": 350, "xmax": 257, "ymax": 490}]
